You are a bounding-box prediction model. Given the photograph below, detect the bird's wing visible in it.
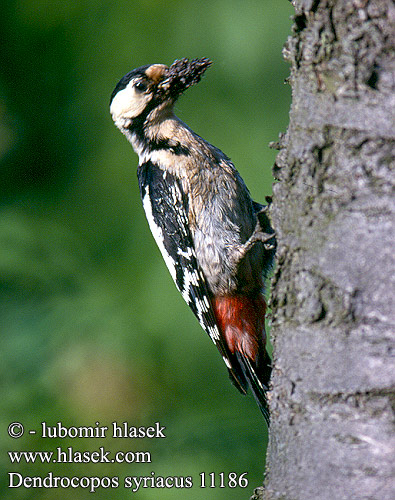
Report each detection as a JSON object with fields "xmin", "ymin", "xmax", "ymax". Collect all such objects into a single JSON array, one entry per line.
[{"xmin": 137, "ymin": 160, "xmax": 246, "ymax": 390}]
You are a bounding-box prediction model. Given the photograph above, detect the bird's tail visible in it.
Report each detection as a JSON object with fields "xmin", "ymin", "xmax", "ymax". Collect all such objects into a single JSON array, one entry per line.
[
  {"xmin": 236, "ymin": 350, "xmax": 271, "ymax": 426},
  {"xmin": 212, "ymin": 294, "xmax": 272, "ymax": 426}
]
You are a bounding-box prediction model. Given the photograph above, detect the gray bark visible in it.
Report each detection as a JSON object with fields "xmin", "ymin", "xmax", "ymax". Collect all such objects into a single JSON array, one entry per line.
[{"xmin": 257, "ymin": 1, "xmax": 395, "ymax": 499}]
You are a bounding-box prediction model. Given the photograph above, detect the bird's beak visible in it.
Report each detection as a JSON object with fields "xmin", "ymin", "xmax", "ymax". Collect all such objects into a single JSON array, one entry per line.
[{"xmin": 158, "ymin": 58, "xmax": 212, "ymax": 99}]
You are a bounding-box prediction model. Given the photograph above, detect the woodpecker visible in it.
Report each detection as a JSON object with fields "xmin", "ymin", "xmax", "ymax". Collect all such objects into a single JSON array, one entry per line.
[{"xmin": 110, "ymin": 58, "xmax": 275, "ymax": 424}]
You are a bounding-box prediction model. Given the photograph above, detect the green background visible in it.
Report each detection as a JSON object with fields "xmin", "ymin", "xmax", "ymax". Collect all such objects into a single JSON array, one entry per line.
[{"xmin": 0, "ymin": 0, "xmax": 293, "ymax": 498}]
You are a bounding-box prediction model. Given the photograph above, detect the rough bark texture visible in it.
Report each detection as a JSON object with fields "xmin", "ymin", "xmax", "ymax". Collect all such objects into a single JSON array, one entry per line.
[{"xmin": 259, "ymin": 1, "xmax": 395, "ymax": 499}]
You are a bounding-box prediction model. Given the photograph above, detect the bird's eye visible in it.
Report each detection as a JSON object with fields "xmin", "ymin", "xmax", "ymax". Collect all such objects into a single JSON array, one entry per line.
[{"xmin": 134, "ymin": 81, "xmax": 148, "ymax": 92}]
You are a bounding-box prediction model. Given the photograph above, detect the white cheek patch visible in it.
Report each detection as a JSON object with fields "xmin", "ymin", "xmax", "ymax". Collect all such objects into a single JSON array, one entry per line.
[{"xmin": 110, "ymin": 82, "xmax": 150, "ymax": 126}]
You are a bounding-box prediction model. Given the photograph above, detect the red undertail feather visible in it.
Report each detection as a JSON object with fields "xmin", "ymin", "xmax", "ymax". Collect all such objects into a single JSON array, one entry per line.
[
  {"xmin": 212, "ymin": 295, "xmax": 266, "ymax": 358},
  {"xmin": 211, "ymin": 294, "xmax": 271, "ymax": 424}
]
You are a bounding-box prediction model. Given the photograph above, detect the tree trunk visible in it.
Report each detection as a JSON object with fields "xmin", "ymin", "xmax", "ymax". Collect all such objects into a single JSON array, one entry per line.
[{"xmin": 258, "ymin": 1, "xmax": 395, "ymax": 499}]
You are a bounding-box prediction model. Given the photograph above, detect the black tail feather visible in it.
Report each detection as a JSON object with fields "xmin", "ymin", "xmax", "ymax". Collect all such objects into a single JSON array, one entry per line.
[{"xmin": 235, "ymin": 351, "xmax": 271, "ymax": 427}]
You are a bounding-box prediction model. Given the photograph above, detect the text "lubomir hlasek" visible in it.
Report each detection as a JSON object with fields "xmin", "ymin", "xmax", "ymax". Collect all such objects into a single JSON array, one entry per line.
[{"xmin": 39, "ymin": 421, "xmax": 166, "ymax": 439}]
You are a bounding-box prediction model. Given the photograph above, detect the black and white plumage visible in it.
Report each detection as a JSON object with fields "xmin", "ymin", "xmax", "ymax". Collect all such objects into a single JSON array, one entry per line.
[
  {"xmin": 138, "ymin": 161, "xmax": 223, "ymax": 350},
  {"xmin": 110, "ymin": 58, "xmax": 275, "ymax": 424}
]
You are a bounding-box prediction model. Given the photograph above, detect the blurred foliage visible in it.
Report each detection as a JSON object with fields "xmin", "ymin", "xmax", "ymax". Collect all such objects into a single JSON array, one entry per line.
[{"xmin": 0, "ymin": 0, "xmax": 293, "ymax": 498}]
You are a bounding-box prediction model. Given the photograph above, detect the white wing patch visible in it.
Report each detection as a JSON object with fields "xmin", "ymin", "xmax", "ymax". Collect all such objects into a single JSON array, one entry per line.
[
  {"xmin": 138, "ymin": 161, "xmax": 232, "ymax": 367},
  {"xmin": 142, "ymin": 185, "xmax": 177, "ymax": 282}
]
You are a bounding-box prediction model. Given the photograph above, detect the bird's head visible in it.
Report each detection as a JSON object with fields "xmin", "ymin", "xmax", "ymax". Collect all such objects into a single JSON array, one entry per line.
[{"xmin": 110, "ymin": 58, "xmax": 212, "ymax": 130}]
